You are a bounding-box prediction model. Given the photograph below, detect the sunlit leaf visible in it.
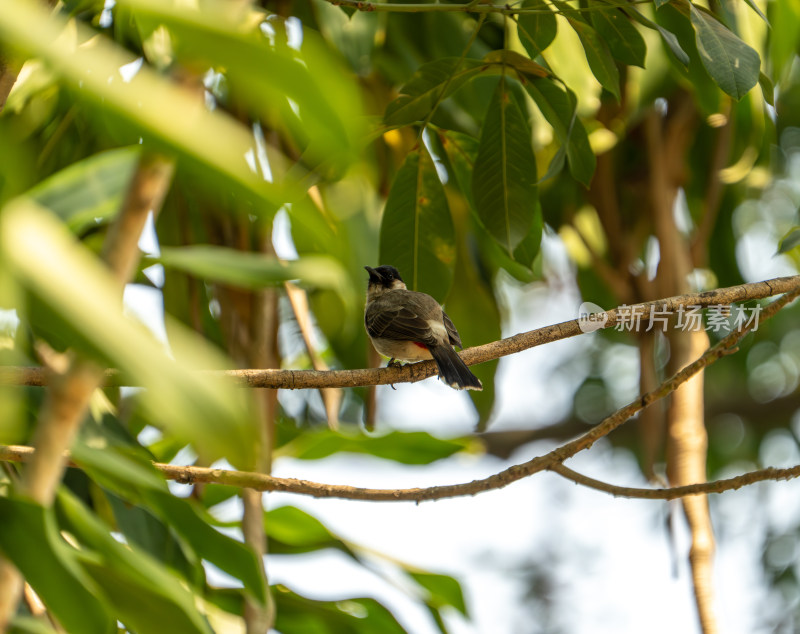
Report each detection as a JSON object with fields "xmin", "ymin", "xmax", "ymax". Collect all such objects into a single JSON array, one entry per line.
[
  {"xmin": 156, "ymin": 246, "xmax": 356, "ymax": 312},
  {"xmin": 409, "ymin": 571, "xmax": 468, "ymax": 616},
  {"xmin": 472, "ymin": 78, "xmax": 537, "ymax": 254},
  {"xmin": 56, "ymin": 490, "xmax": 214, "ymax": 634},
  {"xmin": 0, "ymin": 200, "xmax": 257, "ymax": 467},
  {"xmin": 7, "ymin": 616, "xmax": 59, "ymax": 634},
  {"xmin": 379, "ymin": 146, "xmax": 456, "ymax": 300},
  {"xmin": 275, "ymin": 588, "xmax": 406, "ymax": 634},
  {"xmin": 277, "ymin": 428, "xmax": 474, "ymax": 464},
  {"xmin": 72, "ymin": 443, "xmax": 267, "ymax": 603},
  {"xmin": 0, "ymin": 497, "xmax": 113, "ymax": 634},
  {"xmin": 770, "ymin": 0, "xmax": 800, "ymax": 80},
  {"xmin": 267, "ymin": 505, "xmax": 357, "ymax": 557},
  {"xmin": 688, "ymin": 3, "xmax": 760, "ymax": 100},
  {"xmin": 0, "ymin": 0, "xmax": 288, "ymax": 207},
  {"xmin": 25, "ymin": 147, "xmax": 140, "ymax": 235},
  {"xmin": 778, "ymin": 226, "xmax": 800, "ymax": 254},
  {"xmin": 124, "ymin": 0, "xmax": 362, "ymax": 171}
]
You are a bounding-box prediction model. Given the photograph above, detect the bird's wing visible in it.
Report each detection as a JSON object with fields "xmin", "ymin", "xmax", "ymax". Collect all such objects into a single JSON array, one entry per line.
[
  {"xmin": 442, "ymin": 309, "xmax": 463, "ymax": 349},
  {"xmin": 365, "ymin": 291, "xmax": 440, "ymax": 347}
]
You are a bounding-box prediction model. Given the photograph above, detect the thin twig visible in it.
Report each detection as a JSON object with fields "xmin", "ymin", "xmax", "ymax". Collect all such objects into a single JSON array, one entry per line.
[{"xmin": 549, "ymin": 463, "xmax": 800, "ymax": 499}]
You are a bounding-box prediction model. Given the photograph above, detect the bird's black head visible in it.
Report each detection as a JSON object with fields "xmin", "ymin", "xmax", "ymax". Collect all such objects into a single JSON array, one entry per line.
[{"xmin": 364, "ymin": 265, "xmax": 405, "ymax": 289}]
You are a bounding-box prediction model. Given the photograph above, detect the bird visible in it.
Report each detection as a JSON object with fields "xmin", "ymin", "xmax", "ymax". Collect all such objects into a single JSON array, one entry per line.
[{"xmin": 363, "ymin": 265, "xmax": 482, "ymax": 391}]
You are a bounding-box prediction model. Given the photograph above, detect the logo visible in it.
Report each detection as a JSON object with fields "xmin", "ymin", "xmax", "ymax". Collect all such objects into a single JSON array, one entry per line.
[{"xmin": 577, "ymin": 302, "xmax": 609, "ymax": 333}]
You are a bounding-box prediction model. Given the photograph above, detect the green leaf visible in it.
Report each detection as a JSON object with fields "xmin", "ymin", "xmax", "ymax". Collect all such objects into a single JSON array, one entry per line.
[
  {"xmin": 655, "ymin": 2, "xmax": 721, "ymax": 114},
  {"xmin": 124, "ymin": 0, "xmax": 362, "ymax": 171},
  {"xmin": 409, "ymin": 572, "xmax": 468, "ymax": 616},
  {"xmin": 568, "ymin": 18, "xmax": 620, "ymax": 99},
  {"xmin": 551, "ymin": 2, "xmax": 620, "ymax": 99},
  {"xmin": 770, "ymin": 0, "xmax": 800, "ymax": 80},
  {"xmin": 0, "ymin": 497, "xmax": 113, "ymax": 634},
  {"xmin": 538, "ymin": 143, "xmax": 567, "ymax": 184},
  {"xmin": 482, "ymin": 50, "xmax": 549, "ymax": 80},
  {"xmin": 24, "ymin": 147, "xmax": 140, "ymax": 235},
  {"xmin": 56, "ymin": 489, "xmax": 214, "ymax": 634},
  {"xmin": 267, "ymin": 505, "xmax": 357, "ymax": 557},
  {"xmin": 105, "ymin": 492, "xmax": 200, "ymax": 586},
  {"xmin": 626, "ymin": 7, "xmax": 690, "ymax": 67},
  {"xmin": 438, "ymin": 130, "xmax": 479, "ymax": 208},
  {"xmin": 8, "ymin": 617, "xmax": 59, "ymax": 634},
  {"xmin": 156, "ymin": 247, "xmax": 355, "ymax": 309},
  {"xmin": 472, "ymin": 78, "xmax": 537, "ymax": 254},
  {"xmin": 688, "ymin": 3, "xmax": 761, "ymax": 100},
  {"xmin": 0, "ymin": 0, "xmax": 288, "ymax": 208},
  {"xmin": 778, "ymin": 226, "xmax": 800, "ymax": 254},
  {"xmin": 384, "ymin": 58, "xmax": 485, "ymax": 127},
  {"xmin": 0, "ymin": 200, "xmax": 257, "ymax": 467},
  {"xmin": 275, "ymin": 588, "xmax": 406, "ymax": 634},
  {"xmin": 517, "ymin": 0, "xmax": 558, "ymax": 58},
  {"xmin": 441, "ymin": 266, "xmax": 501, "ymax": 428},
  {"xmin": 278, "ymin": 429, "xmax": 474, "ymax": 464},
  {"xmin": 524, "ymin": 78, "xmax": 595, "ymax": 186},
  {"xmin": 759, "ymin": 71, "xmax": 775, "ymax": 107},
  {"xmin": 513, "ymin": 201, "xmax": 543, "ymax": 268},
  {"xmin": 591, "ymin": 9, "xmax": 646, "ymax": 68},
  {"xmin": 379, "ymin": 146, "xmax": 456, "ymax": 300},
  {"xmin": 72, "ymin": 444, "xmax": 267, "ymax": 603}
]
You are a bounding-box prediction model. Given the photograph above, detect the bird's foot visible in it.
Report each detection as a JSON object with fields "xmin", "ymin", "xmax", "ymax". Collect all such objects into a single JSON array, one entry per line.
[{"xmin": 386, "ymin": 358, "xmax": 403, "ymax": 389}]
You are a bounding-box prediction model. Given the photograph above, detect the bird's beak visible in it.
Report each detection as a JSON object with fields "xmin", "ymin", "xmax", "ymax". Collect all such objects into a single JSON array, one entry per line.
[{"xmin": 364, "ymin": 266, "xmax": 381, "ymax": 284}]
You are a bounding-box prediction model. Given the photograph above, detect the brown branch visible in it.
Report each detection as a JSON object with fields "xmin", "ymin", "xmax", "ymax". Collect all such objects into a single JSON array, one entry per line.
[
  {"xmin": 549, "ymin": 463, "xmax": 800, "ymax": 499},
  {"xmin": 3, "ymin": 275, "xmax": 799, "ymax": 390}
]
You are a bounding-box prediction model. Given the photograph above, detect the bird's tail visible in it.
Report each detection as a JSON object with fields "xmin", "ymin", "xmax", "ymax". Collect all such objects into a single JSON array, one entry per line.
[{"xmin": 430, "ymin": 345, "xmax": 483, "ymax": 391}]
